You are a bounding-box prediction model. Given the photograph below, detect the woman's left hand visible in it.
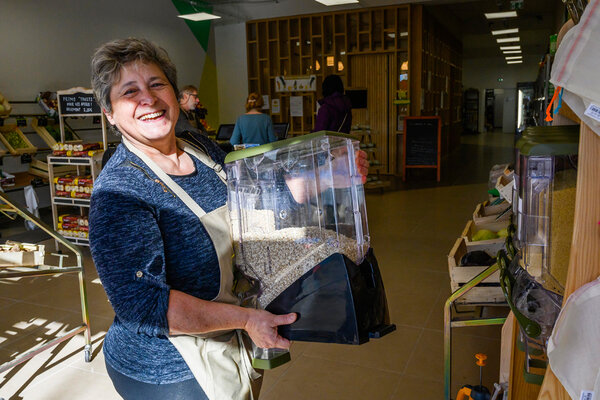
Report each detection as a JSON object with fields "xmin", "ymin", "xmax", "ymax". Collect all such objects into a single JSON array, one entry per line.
[{"xmin": 355, "ymin": 150, "xmax": 369, "ymax": 184}]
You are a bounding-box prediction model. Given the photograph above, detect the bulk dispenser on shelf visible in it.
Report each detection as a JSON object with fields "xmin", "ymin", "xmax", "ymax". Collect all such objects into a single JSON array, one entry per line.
[
  {"xmin": 225, "ymin": 132, "xmax": 396, "ymax": 369},
  {"xmin": 516, "ymin": 125, "xmax": 579, "ymax": 293}
]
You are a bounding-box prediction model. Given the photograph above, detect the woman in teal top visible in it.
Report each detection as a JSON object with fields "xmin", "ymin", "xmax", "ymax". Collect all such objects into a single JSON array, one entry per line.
[{"xmin": 230, "ymin": 93, "xmax": 277, "ymax": 145}]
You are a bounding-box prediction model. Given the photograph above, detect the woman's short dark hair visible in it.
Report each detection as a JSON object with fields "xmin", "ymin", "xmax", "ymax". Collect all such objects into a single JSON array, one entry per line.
[
  {"xmin": 322, "ymin": 75, "xmax": 344, "ymax": 97},
  {"xmin": 90, "ymin": 37, "xmax": 178, "ymax": 114}
]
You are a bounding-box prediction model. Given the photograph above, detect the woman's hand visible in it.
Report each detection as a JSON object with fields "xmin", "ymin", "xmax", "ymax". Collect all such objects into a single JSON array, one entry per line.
[
  {"xmin": 355, "ymin": 150, "xmax": 369, "ymax": 184},
  {"xmin": 244, "ymin": 309, "xmax": 297, "ymax": 349}
]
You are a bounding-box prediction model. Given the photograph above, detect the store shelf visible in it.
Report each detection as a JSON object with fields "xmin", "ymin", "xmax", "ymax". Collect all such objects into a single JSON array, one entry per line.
[{"xmin": 52, "ymin": 197, "xmax": 90, "ymax": 207}]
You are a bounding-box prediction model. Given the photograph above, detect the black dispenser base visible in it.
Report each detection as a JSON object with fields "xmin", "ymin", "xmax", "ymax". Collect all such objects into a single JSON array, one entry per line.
[{"xmin": 265, "ymin": 248, "xmax": 395, "ymax": 345}]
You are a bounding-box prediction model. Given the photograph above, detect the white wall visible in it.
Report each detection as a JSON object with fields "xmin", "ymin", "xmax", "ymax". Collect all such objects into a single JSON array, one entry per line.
[
  {"xmin": 0, "ymin": 0, "xmax": 206, "ymax": 101},
  {"xmin": 463, "ymin": 56, "xmax": 538, "ymax": 133},
  {"xmin": 215, "ymin": 23, "xmax": 248, "ymax": 125}
]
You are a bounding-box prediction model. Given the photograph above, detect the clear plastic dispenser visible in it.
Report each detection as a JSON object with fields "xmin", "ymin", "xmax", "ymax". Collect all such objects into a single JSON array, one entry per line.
[
  {"xmin": 517, "ymin": 126, "xmax": 579, "ymax": 293},
  {"xmin": 225, "ymin": 132, "xmax": 395, "ymax": 369}
]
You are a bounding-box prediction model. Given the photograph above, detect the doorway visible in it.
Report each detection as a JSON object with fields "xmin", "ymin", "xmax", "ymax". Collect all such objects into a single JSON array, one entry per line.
[{"xmin": 349, "ymin": 53, "xmax": 394, "ymax": 173}]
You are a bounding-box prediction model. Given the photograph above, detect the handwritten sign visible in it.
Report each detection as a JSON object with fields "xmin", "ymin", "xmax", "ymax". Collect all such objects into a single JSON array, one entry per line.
[
  {"xmin": 403, "ymin": 116, "xmax": 441, "ymax": 182},
  {"xmin": 58, "ymin": 91, "xmax": 101, "ymax": 115}
]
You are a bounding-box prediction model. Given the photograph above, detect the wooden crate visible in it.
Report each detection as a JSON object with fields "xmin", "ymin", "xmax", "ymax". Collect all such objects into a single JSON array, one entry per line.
[
  {"xmin": 0, "ymin": 241, "xmax": 45, "ymax": 267},
  {"xmin": 448, "ymin": 237, "xmax": 505, "ymax": 304},
  {"xmin": 461, "ymin": 219, "xmax": 508, "ymax": 253},
  {"xmin": 473, "ymin": 201, "xmax": 512, "ymax": 225},
  {"xmin": 28, "ymin": 159, "xmax": 76, "ymax": 179},
  {"xmin": 31, "ymin": 118, "xmax": 81, "ymax": 148},
  {"xmin": 0, "ymin": 125, "xmax": 37, "ymax": 155}
]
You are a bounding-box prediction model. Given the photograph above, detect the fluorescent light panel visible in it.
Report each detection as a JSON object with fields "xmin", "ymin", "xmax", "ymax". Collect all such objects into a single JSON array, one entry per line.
[
  {"xmin": 315, "ymin": 0, "xmax": 359, "ymax": 5},
  {"xmin": 485, "ymin": 11, "xmax": 518, "ymax": 19},
  {"xmin": 507, "ymin": 60, "xmax": 523, "ymax": 64},
  {"xmin": 492, "ymin": 28, "xmax": 519, "ymax": 35},
  {"xmin": 503, "ymin": 50, "xmax": 522, "ymax": 54},
  {"xmin": 497, "ymin": 37, "xmax": 520, "ymax": 43},
  {"xmin": 178, "ymin": 12, "xmax": 221, "ymax": 21},
  {"xmin": 505, "ymin": 56, "xmax": 523, "ymax": 60},
  {"xmin": 500, "ymin": 45, "xmax": 521, "ymax": 50}
]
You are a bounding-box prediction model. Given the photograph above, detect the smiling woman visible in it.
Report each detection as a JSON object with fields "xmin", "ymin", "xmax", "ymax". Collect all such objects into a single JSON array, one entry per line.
[{"xmin": 88, "ymin": 38, "xmax": 297, "ymax": 400}]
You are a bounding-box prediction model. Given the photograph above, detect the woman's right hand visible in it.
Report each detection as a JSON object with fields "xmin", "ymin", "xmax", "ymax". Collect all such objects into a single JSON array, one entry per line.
[{"xmin": 244, "ymin": 309, "xmax": 297, "ymax": 349}]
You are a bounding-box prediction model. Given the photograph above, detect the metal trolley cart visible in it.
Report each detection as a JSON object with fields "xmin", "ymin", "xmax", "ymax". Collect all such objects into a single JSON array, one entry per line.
[{"xmin": 0, "ymin": 191, "xmax": 92, "ymax": 373}]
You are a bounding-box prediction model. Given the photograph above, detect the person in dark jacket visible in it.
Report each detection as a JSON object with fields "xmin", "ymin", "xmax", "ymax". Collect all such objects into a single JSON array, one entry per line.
[{"xmin": 313, "ymin": 74, "xmax": 352, "ymax": 133}]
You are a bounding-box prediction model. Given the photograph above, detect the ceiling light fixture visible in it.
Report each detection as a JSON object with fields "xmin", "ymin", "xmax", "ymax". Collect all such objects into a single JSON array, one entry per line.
[
  {"xmin": 314, "ymin": 0, "xmax": 359, "ymax": 5},
  {"xmin": 507, "ymin": 60, "xmax": 523, "ymax": 64},
  {"xmin": 506, "ymin": 56, "xmax": 523, "ymax": 60},
  {"xmin": 492, "ymin": 28, "xmax": 519, "ymax": 35},
  {"xmin": 485, "ymin": 11, "xmax": 518, "ymax": 19},
  {"xmin": 497, "ymin": 37, "xmax": 520, "ymax": 43},
  {"xmin": 500, "ymin": 45, "xmax": 521, "ymax": 50},
  {"xmin": 503, "ymin": 50, "xmax": 522, "ymax": 54},
  {"xmin": 178, "ymin": 12, "xmax": 221, "ymax": 21}
]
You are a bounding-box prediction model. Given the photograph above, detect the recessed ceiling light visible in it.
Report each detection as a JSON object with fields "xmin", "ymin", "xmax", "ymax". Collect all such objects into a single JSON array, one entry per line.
[
  {"xmin": 507, "ymin": 60, "xmax": 523, "ymax": 64},
  {"xmin": 485, "ymin": 11, "xmax": 518, "ymax": 19},
  {"xmin": 314, "ymin": 0, "xmax": 359, "ymax": 5},
  {"xmin": 492, "ymin": 28, "xmax": 519, "ymax": 35},
  {"xmin": 500, "ymin": 45, "xmax": 521, "ymax": 50},
  {"xmin": 178, "ymin": 12, "xmax": 221, "ymax": 21},
  {"xmin": 497, "ymin": 37, "xmax": 520, "ymax": 43},
  {"xmin": 506, "ymin": 56, "xmax": 523, "ymax": 60},
  {"xmin": 503, "ymin": 50, "xmax": 522, "ymax": 54}
]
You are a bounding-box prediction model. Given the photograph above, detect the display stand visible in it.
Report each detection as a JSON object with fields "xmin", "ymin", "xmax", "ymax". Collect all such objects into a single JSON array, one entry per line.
[
  {"xmin": 47, "ymin": 88, "xmax": 106, "ymax": 248},
  {"xmin": 0, "ymin": 191, "xmax": 92, "ymax": 372},
  {"xmin": 352, "ymin": 125, "xmax": 390, "ymax": 191}
]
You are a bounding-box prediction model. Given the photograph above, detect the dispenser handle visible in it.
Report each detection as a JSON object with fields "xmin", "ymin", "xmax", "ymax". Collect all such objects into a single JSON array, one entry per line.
[{"xmin": 456, "ymin": 386, "xmax": 472, "ymax": 400}]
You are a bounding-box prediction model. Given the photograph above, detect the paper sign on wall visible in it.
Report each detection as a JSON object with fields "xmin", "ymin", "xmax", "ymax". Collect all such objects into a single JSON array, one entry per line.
[
  {"xmin": 290, "ymin": 96, "xmax": 303, "ymax": 117},
  {"xmin": 275, "ymin": 75, "xmax": 317, "ymax": 92},
  {"xmin": 262, "ymin": 95, "xmax": 269, "ymax": 110},
  {"xmin": 271, "ymin": 99, "xmax": 280, "ymax": 114}
]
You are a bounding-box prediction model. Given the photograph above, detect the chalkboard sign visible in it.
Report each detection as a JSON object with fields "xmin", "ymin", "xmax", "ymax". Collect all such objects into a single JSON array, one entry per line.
[
  {"xmin": 403, "ymin": 116, "xmax": 441, "ymax": 182},
  {"xmin": 57, "ymin": 88, "xmax": 101, "ymax": 115}
]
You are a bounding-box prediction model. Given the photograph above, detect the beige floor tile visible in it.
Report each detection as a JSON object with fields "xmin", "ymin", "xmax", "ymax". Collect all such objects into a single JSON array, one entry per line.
[
  {"xmin": 387, "ymin": 289, "xmax": 439, "ymax": 329},
  {"xmin": 300, "ymin": 325, "xmax": 421, "ymax": 373},
  {"xmin": 391, "ymin": 374, "xmax": 444, "ymax": 400},
  {"xmin": 260, "ymin": 340, "xmax": 312, "ymax": 391},
  {"xmin": 260, "ymin": 355, "xmax": 400, "ymax": 400},
  {"xmin": 20, "ymin": 366, "xmax": 120, "ymax": 400}
]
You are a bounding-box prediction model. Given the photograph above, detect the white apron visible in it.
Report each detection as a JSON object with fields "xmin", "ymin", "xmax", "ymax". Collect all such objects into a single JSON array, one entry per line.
[{"xmin": 122, "ymin": 137, "xmax": 261, "ymax": 400}]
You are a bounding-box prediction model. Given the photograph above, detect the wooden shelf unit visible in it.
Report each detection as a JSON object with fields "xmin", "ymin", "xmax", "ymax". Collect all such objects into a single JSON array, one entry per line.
[{"xmin": 246, "ymin": 5, "xmax": 462, "ymax": 175}]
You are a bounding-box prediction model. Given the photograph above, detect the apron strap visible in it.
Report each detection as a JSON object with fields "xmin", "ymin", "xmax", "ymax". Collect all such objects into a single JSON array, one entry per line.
[{"xmin": 121, "ymin": 137, "xmax": 226, "ymax": 219}]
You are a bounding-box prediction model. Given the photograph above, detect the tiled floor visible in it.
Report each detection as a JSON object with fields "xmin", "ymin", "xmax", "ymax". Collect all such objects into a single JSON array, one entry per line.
[{"xmin": 0, "ymin": 131, "xmax": 514, "ymax": 399}]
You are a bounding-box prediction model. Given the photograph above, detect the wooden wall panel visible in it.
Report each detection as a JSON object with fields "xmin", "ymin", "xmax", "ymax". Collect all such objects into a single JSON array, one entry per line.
[{"xmin": 349, "ymin": 53, "xmax": 391, "ymax": 174}]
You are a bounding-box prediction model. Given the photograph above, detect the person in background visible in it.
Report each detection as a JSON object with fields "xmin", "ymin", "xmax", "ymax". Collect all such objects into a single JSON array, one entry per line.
[
  {"xmin": 230, "ymin": 93, "xmax": 277, "ymax": 146},
  {"xmin": 176, "ymin": 84, "xmax": 207, "ymax": 136},
  {"xmin": 314, "ymin": 74, "xmax": 352, "ymax": 134}
]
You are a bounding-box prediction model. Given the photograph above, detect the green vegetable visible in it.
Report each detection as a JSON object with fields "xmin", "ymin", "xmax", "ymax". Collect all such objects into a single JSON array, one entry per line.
[
  {"xmin": 3, "ymin": 131, "xmax": 28, "ymax": 149},
  {"xmin": 497, "ymin": 228, "xmax": 509, "ymax": 238},
  {"xmin": 472, "ymin": 229, "xmax": 499, "ymax": 241},
  {"xmin": 46, "ymin": 125, "xmax": 75, "ymax": 141}
]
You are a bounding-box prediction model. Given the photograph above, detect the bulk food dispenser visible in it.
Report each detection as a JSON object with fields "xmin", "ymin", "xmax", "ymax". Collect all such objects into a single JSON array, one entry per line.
[
  {"xmin": 225, "ymin": 132, "xmax": 395, "ymax": 368},
  {"xmin": 517, "ymin": 126, "xmax": 579, "ymax": 293}
]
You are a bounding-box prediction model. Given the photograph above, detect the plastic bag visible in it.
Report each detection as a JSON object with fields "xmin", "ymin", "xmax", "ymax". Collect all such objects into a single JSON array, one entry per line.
[
  {"xmin": 547, "ymin": 278, "xmax": 600, "ymax": 400},
  {"xmin": 550, "ymin": 0, "xmax": 600, "ymax": 136}
]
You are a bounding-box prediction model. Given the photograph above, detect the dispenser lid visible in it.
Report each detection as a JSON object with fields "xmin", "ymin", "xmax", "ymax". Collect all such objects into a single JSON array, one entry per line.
[
  {"xmin": 516, "ymin": 125, "xmax": 580, "ymax": 150},
  {"xmin": 519, "ymin": 140, "xmax": 579, "ymax": 156},
  {"xmin": 224, "ymin": 131, "xmax": 358, "ymax": 164}
]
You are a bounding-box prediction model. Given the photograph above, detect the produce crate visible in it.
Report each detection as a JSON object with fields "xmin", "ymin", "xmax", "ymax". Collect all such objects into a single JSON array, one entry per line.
[
  {"xmin": 0, "ymin": 241, "xmax": 45, "ymax": 267},
  {"xmin": 461, "ymin": 219, "xmax": 508, "ymax": 253},
  {"xmin": 0, "ymin": 125, "xmax": 37, "ymax": 155},
  {"xmin": 448, "ymin": 237, "xmax": 504, "ymax": 304},
  {"xmin": 28, "ymin": 159, "xmax": 76, "ymax": 179},
  {"xmin": 473, "ymin": 201, "xmax": 512, "ymax": 226},
  {"xmin": 31, "ymin": 118, "xmax": 81, "ymax": 148}
]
